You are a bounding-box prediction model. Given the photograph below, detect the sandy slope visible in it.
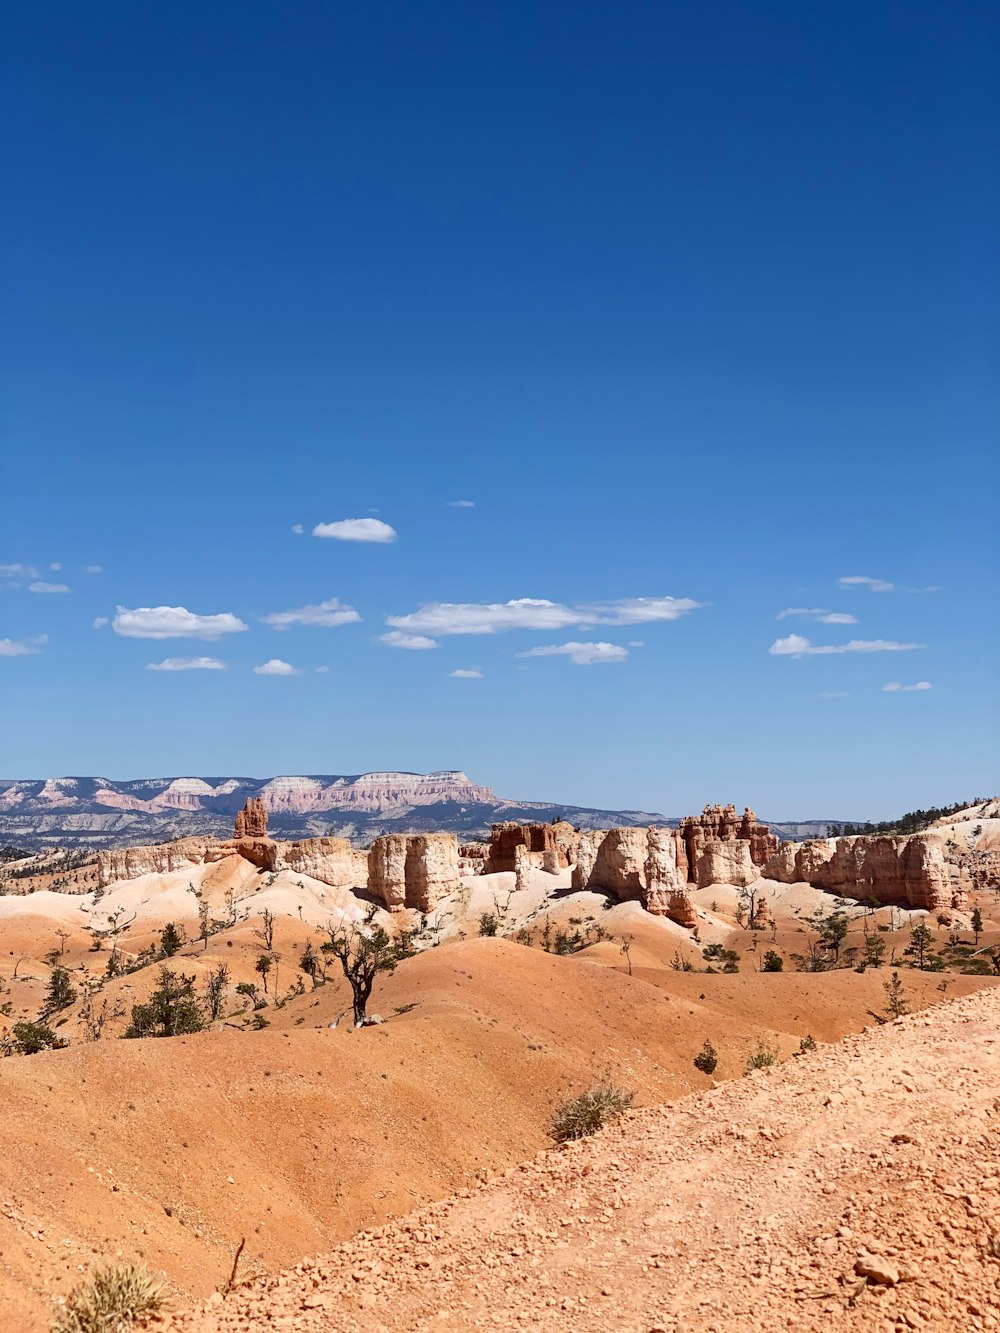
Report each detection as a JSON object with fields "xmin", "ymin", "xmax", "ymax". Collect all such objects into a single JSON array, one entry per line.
[
  {"xmin": 3, "ymin": 939, "xmax": 993, "ymax": 1330},
  {"xmin": 164, "ymin": 984, "xmax": 1000, "ymax": 1332}
]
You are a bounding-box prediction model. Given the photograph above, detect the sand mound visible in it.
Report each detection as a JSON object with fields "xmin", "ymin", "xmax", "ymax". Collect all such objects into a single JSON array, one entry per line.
[{"xmin": 164, "ymin": 984, "xmax": 1000, "ymax": 1332}]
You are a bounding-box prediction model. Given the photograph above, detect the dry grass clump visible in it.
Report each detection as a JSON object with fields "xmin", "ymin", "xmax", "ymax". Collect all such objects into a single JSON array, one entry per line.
[
  {"xmin": 550, "ymin": 1084, "xmax": 634, "ymax": 1142},
  {"xmin": 52, "ymin": 1263, "xmax": 165, "ymax": 1333}
]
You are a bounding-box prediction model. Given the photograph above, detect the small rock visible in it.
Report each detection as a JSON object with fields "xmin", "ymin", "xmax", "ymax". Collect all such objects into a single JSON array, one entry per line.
[{"xmin": 855, "ymin": 1252, "xmax": 900, "ymax": 1286}]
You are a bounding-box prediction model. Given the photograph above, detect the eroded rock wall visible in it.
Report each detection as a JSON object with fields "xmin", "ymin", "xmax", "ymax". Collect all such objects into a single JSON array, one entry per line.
[
  {"xmin": 369, "ymin": 833, "xmax": 460, "ymax": 912},
  {"xmin": 96, "ymin": 838, "xmax": 210, "ymax": 887},
  {"xmin": 763, "ymin": 833, "xmax": 961, "ymax": 912},
  {"xmin": 281, "ymin": 837, "xmax": 366, "ymax": 888},
  {"xmin": 679, "ymin": 805, "xmax": 778, "ymax": 876}
]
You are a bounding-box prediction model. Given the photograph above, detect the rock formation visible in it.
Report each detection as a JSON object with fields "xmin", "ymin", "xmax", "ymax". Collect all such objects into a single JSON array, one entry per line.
[
  {"xmin": 572, "ymin": 827, "xmax": 648, "ymax": 900},
  {"xmin": 514, "ymin": 843, "xmax": 531, "ymax": 891},
  {"xmin": 694, "ymin": 839, "xmax": 760, "ymax": 889},
  {"xmin": 234, "ymin": 797, "xmax": 268, "ymax": 839},
  {"xmin": 763, "ymin": 833, "xmax": 962, "ymax": 912},
  {"xmin": 368, "ymin": 833, "xmax": 460, "ymax": 913},
  {"xmin": 281, "ymin": 837, "xmax": 367, "ymax": 888},
  {"xmin": 485, "ymin": 822, "xmax": 571, "ymax": 875},
  {"xmin": 679, "ymin": 805, "xmax": 778, "ymax": 878},
  {"xmin": 96, "ymin": 838, "xmax": 210, "ymax": 887}
]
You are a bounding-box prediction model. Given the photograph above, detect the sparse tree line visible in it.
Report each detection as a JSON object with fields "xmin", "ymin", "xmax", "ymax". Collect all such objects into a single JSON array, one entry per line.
[{"xmin": 827, "ymin": 796, "xmax": 990, "ymax": 839}]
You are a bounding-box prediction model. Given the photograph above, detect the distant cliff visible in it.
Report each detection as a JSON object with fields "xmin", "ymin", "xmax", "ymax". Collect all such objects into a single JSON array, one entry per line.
[{"xmin": 0, "ymin": 771, "xmax": 668, "ymax": 851}]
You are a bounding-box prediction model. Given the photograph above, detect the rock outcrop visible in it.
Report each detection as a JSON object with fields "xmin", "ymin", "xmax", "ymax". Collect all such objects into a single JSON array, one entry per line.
[
  {"xmin": 96, "ymin": 838, "xmax": 210, "ymax": 887},
  {"xmin": 234, "ymin": 797, "xmax": 268, "ymax": 839},
  {"xmin": 485, "ymin": 823, "xmax": 572, "ymax": 875},
  {"xmin": 679, "ymin": 805, "xmax": 778, "ymax": 879},
  {"xmin": 369, "ymin": 833, "xmax": 460, "ymax": 913},
  {"xmin": 763, "ymin": 833, "xmax": 962, "ymax": 912},
  {"xmin": 694, "ymin": 839, "xmax": 759, "ymax": 889},
  {"xmin": 281, "ymin": 837, "xmax": 366, "ymax": 888},
  {"xmin": 572, "ymin": 827, "xmax": 648, "ymax": 901}
]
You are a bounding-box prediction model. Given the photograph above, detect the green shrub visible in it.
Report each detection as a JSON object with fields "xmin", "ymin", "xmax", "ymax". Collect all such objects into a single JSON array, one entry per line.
[
  {"xmin": 13, "ymin": 1021, "xmax": 61, "ymax": 1055},
  {"xmin": 798, "ymin": 1034, "xmax": 817, "ymax": 1053},
  {"xmin": 744, "ymin": 1045, "xmax": 778, "ymax": 1075},
  {"xmin": 478, "ymin": 913, "xmax": 499, "ymax": 937},
  {"xmin": 549, "ymin": 1084, "xmax": 634, "ymax": 1142},
  {"xmin": 52, "ymin": 1262, "xmax": 165, "ymax": 1332},
  {"xmin": 693, "ymin": 1039, "xmax": 718, "ymax": 1075},
  {"xmin": 123, "ymin": 967, "xmax": 205, "ymax": 1039},
  {"xmin": 762, "ymin": 950, "xmax": 783, "ymax": 972}
]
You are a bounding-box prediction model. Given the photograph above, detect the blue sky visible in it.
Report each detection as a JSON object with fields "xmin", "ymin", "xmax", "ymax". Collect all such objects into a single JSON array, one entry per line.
[{"xmin": 1, "ymin": 1, "xmax": 997, "ymax": 818}]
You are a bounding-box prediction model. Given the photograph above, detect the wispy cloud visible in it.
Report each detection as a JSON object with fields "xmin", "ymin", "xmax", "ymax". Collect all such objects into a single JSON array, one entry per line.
[
  {"xmin": 313, "ymin": 518, "xmax": 397, "ymax": 543},
  {"xmin": 777, "ymin": 607, "xmax": 858, "ymax": 625},
  {"xmin": 49, "ymin": 563, "xmax": 62, "ymax": 572},
  {"xmin": 260, "ymin": 597, "xmax": 361, "ymax": 630},
  {"xmin": 882, "ymin": 680, "xmax": 932, "ymax": 692},
  {"xmin": 29, "ymin": 581, "xmax": 69, "ymax": 594},
  {"xmin": 253, "ymin": 658, "xmax": 300, "ymax": 675},
  {"xmin": 0, "ymin": 634, "xmax": 47, "ymax": 657},
  {"xmin": 314, "ymin": 665, "xmax": 331, "ymax": 673},
  {"xmin": 385, "ymin": 595, "xmax": 699, "ymax": 637},
  {"xmin": 770, "ymin": 634, "xmax": 923, "ymax": 658},
  {"xmin": 291, "ymin": 524, "xmax": 304, "ymax": 535},
  {"xmin": 839, "ymin": 575, "xmax": 894, "ymax": 592},
  {"xmin": 447, "ymin": 499, "xmax": 476, "ymax": 508},
  {"xmin": 112, "ymin": 606, "xmax": 249, "ymax": 640},
  {"xmin": 380, "ymin": 630, "xmax": 438, "ymax": 650},
  {"xmin": 83, "ymin": 564, "xmax": 103, "ymax": 574},
  {"xmin": 146, "ymin": 657, "xmax": 227, "ymax": 672},
  {"xmin": 449, "ymin": 667, "xmax": 482, "ymax": 678},
  {"xmin": 518, "ymin": 641, "xmax": 628, "ymax": 665},
  {"xmin": 0, "ymin": 563, "xmax": 40, "ymax": 580},
  {"xmin": 93, "ymin": 617, "xmax": 109, "ymax": 630}
]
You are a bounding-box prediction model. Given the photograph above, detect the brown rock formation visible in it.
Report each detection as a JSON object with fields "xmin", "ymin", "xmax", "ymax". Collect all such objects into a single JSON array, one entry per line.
[
  {"xmin": 234, "ymin": 797, "xmax": 267, "ymax": 839},
  {"xmin": 485, "ymin": 823, "xmax": 569, "ymax": 875},
  {"xmin": 762, "ymin": 833, "xmax": 962, "ymax": 913},
  {"xmin": 643, "ymin": 827, "xmax": 689, "ymax": 914},
  {"xmin": 96, "ymin": 838, "xmax": 211, "ymax": 887},
  {"xmin": 679, "ymin": 805, "xmax": 778, "ymax": 880},
  {"xmin": 368, "ymin": 833, "xmax": 460, "ymax": 912}
]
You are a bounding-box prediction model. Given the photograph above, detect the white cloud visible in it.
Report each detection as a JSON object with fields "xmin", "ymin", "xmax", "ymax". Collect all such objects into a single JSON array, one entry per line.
[
  {"xmin": 770, "ymin": 634, "xmax": 923, "ymax": 658},
  {"xmin": 448, "ymin": 499, "xmax": 476, "ymax": 508},
  {"xmin": 627, "ymin": 639, "xmax": 644, "ymax": 647},
  {"xmin": 777, "ymin": 607, "xmax": 859, "ymax": 625},
  {"xmin": 253, "ymin": 658, "xmax": 300, "ymax": 675},
  {"xmin": 260, "ymin": 597, "xmax": 361, "ymax": 630},
  {"xmin": 882, "ymin": 681, "xmax": 932, "ymax": 692},
  {"xmin": 518, "ymin": 641, "xmax": 629, "ymax": 665},
  {"xmin": 0, "ymin": 564, "xmax": 40, "ymax": 579},
  {"xmin": 146, "ymin": 657, "xmax": 227, "ymax": 672},
  {"xmin": 449, "ymin": 668, "xmax": 482, "ymax": 678},
  {"xmin": 385, "ymin": 594, "xmax": 699, "ymax": 637},
  {"xmin": 49, "ymin": 562, "xmax": 62, "ymax": 571},
  {"xmin": 92, "ymin": 617, "xmax": 109, "ymax": 630},
  {"xmin": 0, "ymin": 634, "xmax": 47, "ymax": 657},
  {"xmin": 291, "ymin": 524, "xmax": 304, "ymax": 535},
  {"xmin": 839, "ymin": 575, "xmax": 894, "ymax": 592},
  {"xmin": 379, "ymin": 630, "xmax": 438, "ymax": 650},
  {"xmin": 83, "ymin": 564, "xmax": 103, "ymax": 574},
  {"xmin": 29, "ymin": 581, "xmax": 69, "ymax": 594},
  {"xmin": 313, "ymin": 518, "xmax": 397, "ymax": 543},
  {"xmin": 314, "ymin": 665, "xmax": 331, "ymax": 673},
  {"xmin": 112, "ymin": 606, "xmax": 249, "ymax": 640}
]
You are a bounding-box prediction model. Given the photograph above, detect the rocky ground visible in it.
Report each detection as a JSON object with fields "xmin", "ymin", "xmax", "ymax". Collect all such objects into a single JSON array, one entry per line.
[{"xmin": 161, "ymin": 984, "xmax": 1000, "ymax": 1332}]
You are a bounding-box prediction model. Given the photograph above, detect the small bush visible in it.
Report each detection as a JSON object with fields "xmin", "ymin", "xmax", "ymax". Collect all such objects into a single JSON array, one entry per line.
[
  {"xmin": 550, "ymin": 1084, "xmax": 633, "ymax": 1142},
  {"xmin": 762, "ymin": 950, "xmax": 783, "ymax": 973},
  {"xmin": 13, "ymin": 1021, "xmax": 61, "ymax": 1055},
  {"xmin": 53, "ymin": 1262, "xmax": 165, "ymax": 1333},
  {"xmin": 798, "ymin": 1034, "xmax": 817, "ymax": 1053},
  {"xmin": 693, "ymin": 1039, "xmax": 718, "ymax": 1075},
  {"xmin": 744, "ymin": 1045, "xmax": 778, "ymax": 1075},
  {"xmin": 478, "ymin": 913, "xmax": 499, "ymax": 937}
]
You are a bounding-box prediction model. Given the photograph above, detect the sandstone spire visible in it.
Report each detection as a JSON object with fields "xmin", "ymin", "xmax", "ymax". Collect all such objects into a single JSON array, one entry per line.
[{"xmin": 234, "ymin": 796, "xmax": 267, "ymax": 839}]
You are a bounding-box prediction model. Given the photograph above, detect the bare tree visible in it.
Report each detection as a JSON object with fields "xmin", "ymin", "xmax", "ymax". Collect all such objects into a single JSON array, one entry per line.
[
  {"xmin": 322, "ymin": 908, "xmax": 399, "ymax": 1026},
  {"xmin": 255, "ymin": 909, "xmax": 275, "ymax": 952}
]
